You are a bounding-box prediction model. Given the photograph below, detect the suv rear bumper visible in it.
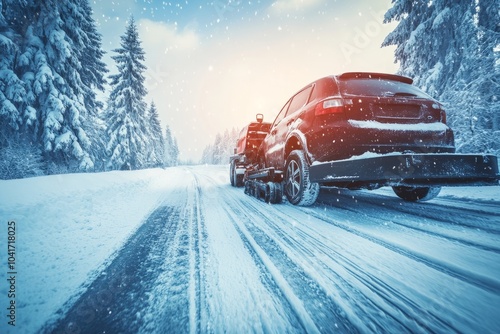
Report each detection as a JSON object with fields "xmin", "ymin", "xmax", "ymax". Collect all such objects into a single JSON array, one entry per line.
[{"xmin": 309, "ymin": 153, "xmax": 500, "ymax": 188}]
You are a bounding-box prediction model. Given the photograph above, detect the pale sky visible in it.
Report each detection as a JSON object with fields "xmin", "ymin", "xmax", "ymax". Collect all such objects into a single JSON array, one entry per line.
[{"xmin": 93, "ymin": 0, "xmax": 400, "ymax": 162}]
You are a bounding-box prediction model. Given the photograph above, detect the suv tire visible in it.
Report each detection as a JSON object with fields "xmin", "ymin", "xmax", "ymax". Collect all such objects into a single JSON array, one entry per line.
[
  {"xmin": 284, "ymin": 150, "xmax": 320, "ymax": 206},
  {"xmin": 392, "ymin": 186, "xmax": 441, "ymax": 202}
]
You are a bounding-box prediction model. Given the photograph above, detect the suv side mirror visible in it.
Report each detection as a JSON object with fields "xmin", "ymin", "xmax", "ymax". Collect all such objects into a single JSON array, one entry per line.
[{"xmin": 256, "ymin": 113, "xmax": 264, "ymax": 123}]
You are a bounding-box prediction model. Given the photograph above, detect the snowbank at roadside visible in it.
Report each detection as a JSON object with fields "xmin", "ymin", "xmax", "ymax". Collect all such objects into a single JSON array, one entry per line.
[{"xmin": 0, "ymin": 168, "xmax": 185, "ymax": 334}]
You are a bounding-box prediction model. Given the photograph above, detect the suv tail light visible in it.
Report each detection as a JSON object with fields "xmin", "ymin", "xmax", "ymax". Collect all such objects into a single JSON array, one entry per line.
[{"xmin": 315, "ymin": 98, "xmax": 345, "ymax": 116}]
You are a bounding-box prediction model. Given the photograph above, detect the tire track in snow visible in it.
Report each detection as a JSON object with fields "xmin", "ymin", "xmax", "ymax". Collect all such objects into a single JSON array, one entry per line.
[
  {"xmin": 226, "ymin": 196, "xmax": 449, "ymax": 333},
  {"xmin": 196, "ymin": 169, "xmax": 353, "ymax": 332},
  {"xmin": 204, "ymin": 171, "xmax": 442, "ymax": 332},
  {"xmin": 140, "ymin": 171, "xmax": 208, "ymax": 334},
  {"xmin": 221, "ymin": 204, "xmax": 323, "ymax": 334},
  {"xmin": 318, "ymin": 188, "xmax": 500, "ymax": 235},
  {"xmin": 43, "ymin": 205, "xmax": 182, "ymax": 334},
  {"xmin": 206, "ymin": 190, "xmax": 359, "ymax": 332},
  {"xmin": 190, "ymin": 173, "xmax": 209, "ymax": 334},
  {"xmin": 298, "ymin": 205, "xmax": 500, "ymax": 296},
  {"xmin": 388, "ymin": 220, "xmax": 500, "ymax": 253},
  {"xmin": 194, "ymin": 169, "xmax": 308, "ymax": 333},
  {"xmin": 320, "ymin": 196, "xmax": 500, "ymax": 254},
  {"xmin": 179, "ymin": 167, "xmax": 500, "ymax": 333},
  {"xmin": 221, "ymin": 178, "xmax": 500, "ymax": 333},
  {"xmin": 248, "ymin": 203, "xmax": 459, "ymax": 333},
  {"xmin": 238, "ymin": 183, "xmax": 500, "ymax": 333},
  {"xmin": 44, "ymin": 172, "xmax": 208, "ymax": 334}
]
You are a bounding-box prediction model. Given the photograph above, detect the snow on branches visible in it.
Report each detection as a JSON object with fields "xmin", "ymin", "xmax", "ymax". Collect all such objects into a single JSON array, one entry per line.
[{"xmin": 383, "ymin": 0, "xmax": 499, "ymax": 155}]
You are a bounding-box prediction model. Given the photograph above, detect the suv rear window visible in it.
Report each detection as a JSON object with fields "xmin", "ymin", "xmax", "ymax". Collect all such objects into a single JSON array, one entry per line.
[{"xmin": 338, "ymin": 78, "xmax": 432, "ymax": 99}]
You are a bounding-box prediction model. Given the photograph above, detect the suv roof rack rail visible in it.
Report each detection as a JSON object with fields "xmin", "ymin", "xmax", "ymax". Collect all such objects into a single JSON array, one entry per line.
[{"xmin": 339, "ymin": 72, "xmax": 413, "ymax": 85}]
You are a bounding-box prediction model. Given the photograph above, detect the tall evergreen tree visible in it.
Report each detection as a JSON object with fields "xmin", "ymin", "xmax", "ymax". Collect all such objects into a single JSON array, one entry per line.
[
  {"xmin": 0, "ymin": 1, "xmax": 24, "ymax": 147},
  {"xmin": 13, "ymin": 0, "xmax": 108, "ymax": 171},
  {"xmin": 105, "ymin": 17, "xmax": 150, "ymax": 170},
  {"xmin": 77, "ymin": 0, "xmax": 108, "ymax": 113},
  {"xmin": 164, "ymin": 125, "xmax": 179, "ymax": 167},
  {"xmin": 383, "ymin": 0, "xmax": 499, "ymax": 155},
  {"xmin": 172, "ymin": 137, "xmax": 179, "ymax": 165},
  {"xmin": 382, "ymin": 0, "xmax": 465, "ymax": 96},
  {"xmin": 71, "ymin": 0, "xmax": 108, "ymax": 170},
  {"xmin": 0, "ymin": 0, "xmax": 108, "ymax": 176},
  {"xmin": 32, "ymin": 0, "xmax": 91, "ymax": 170},
  {"xmin": 212, "ymin": 133, "xmax": 223, "ymax": 164},
  {"xmin": 1, "ymin": 1, "xmax": 43, "ymax": 178},
  {"xmin": 147, "ymin": 101, "xmax": 165, "ymax": 167}
]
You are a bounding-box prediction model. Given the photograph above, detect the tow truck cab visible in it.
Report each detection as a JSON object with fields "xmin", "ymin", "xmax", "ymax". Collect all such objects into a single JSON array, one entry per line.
[{"xmin": 230, "ymin": 114, "xmax": 271, "ymax": 186}]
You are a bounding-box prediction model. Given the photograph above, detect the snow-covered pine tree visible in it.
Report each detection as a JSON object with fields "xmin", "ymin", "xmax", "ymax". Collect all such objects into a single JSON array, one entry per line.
[
  {"xmin": 1, "ymin": 0, "xmax": 108, "ymax": 176},
  {"xmin": 164, "ymin": 125, "xmax": 179, "ymax": 167},
  {"xmin": 212, "ymin": 133, "xmax": 223, "ymax": 164},
  {"xmin": 200, "ymin": 127, "xmax": 240, "ymax": 165},
  {"xmin": 14, "ymin": 0, "xmax": 110, "ymax": 172},
  {"xmin": 0, "ymin": 1, "xmax": 46, "ymax": 179},
  {"xmin": 383, "ymin": 0, "xmax": 500, "ymax": 155},
  {"xmin": 164, "ymin": 125, "xmax": 173, "ymax": 167},
  {"xmin": 64, "ymin": 0, "xmax": 109, "ymax": 170},
  {"xmin": 147, "ymin": 101, "xmax": 165, "ymax": 167},
  {"xmin": 172, "ymin": 137, "xmax": 179, "ymax": 165},
  {"xmin": 0, "ymin": 1, "xmax": 24, "ymax": 147},
  {"xmin": 382, "ymin": 0, "xmax": 465, "ymax": 96},
  {"xmin": 74, "ymin": 0, "xmax": 108, "ymax": 113},
  {"xmin": 105, "ymin": 17, "xmax": 150, "ymax": 170},
  {"xmin": 0, "ymin": 138, "xmax": 44, "ymax": 179},
  {"xmin": 13, "ymin": 0, "xmax": 42, "ymax": 137},
  {"xmin": 454, "ymin": 1, "xmax": 499, "ymax": 154},
  {"xmin": 200, "ymin": 144, "xmax": 214, "ymax": 164},
  {"xmin": 225, "ymin": 128, "xmax": 239, "ymax": 163},
  {"xmin": 4, "ymin": 0, "xmax": 107, "ymax": 172}
]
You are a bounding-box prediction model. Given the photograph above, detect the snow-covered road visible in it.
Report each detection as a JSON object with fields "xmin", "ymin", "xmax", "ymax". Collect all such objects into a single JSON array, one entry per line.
[{"xmin": 2, "ymin": 165, "xmax": 499, "ymax": 333}]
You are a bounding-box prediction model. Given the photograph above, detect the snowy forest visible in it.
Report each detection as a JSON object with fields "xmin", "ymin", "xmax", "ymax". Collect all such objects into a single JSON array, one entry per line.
[
  {"xmin": 0, "ymin": 0, "xmax": 179, "ymax": 180},
  {"xmin": 383, "ymin": 0, "xmax": 499, "ymax": 154},
  {"xmin": 1, "ymin": 1, "xmax": 499, "ymax": 178},
  {"xmin": 200, "ymin": 128, "xmax": 240, "ymax": 165}
]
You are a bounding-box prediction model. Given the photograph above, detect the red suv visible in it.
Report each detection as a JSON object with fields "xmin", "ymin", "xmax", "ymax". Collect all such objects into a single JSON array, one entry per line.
[{"xmin": 260, "ymin": 72, "xmax": 455, "ymax": 205}]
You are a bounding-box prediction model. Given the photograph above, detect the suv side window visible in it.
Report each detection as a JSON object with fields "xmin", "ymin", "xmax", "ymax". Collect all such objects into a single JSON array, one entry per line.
[
  {"xmin": 272, "ymin": 99, "xmax": 291, "ymax": 127},
  {"xmin": 286, "ymin": 85, "xmax": 313, "ymax": 117}
]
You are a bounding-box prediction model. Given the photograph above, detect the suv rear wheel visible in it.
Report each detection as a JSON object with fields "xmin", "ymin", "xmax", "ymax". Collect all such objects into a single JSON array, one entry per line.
[
  {"xmin": 392, "ymin": 186, "xmax": 441, "ymax": 202},
  {"xmin": 284, "ymin": 150, "xmax": 320, "ymax": 206}
]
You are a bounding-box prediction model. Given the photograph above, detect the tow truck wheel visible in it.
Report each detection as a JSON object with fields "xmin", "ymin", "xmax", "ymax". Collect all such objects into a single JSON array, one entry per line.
[
  {"xmin": 284, "ymin": 150, "xmax": 320, "ymax": 206},
  {"xmin": 230, "ymin": 160, "xmax": 244, "ymax": 187},
  {"xmin": 392, "ymin": 186, "xmax": 441, "ymax": 202},
  {"xmin": 265, "ymin": 182, "xmax": 283, "ymax": 204},
  {"xmin": 230, "ymin": 160, "xmax": 236, "ymax": 187}
]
